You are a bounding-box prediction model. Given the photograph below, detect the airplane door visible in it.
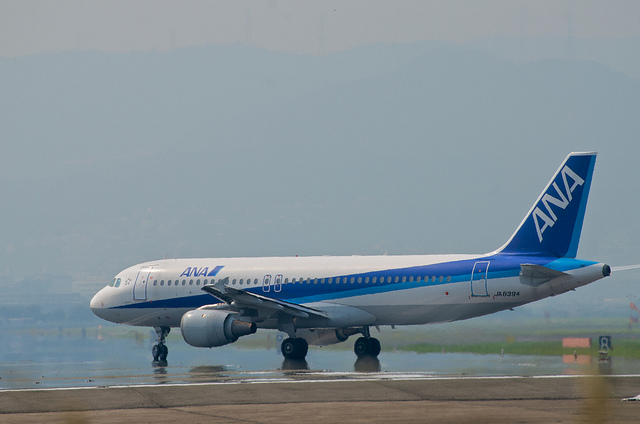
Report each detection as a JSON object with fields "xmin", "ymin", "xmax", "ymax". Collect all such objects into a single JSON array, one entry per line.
[
  {"xmin": 471, "ymin": 261, "xmax": 490, "ymax": 297},
  {"xmin": 133, "ymin": 267, "xmax": 152, "ymax": 300},
  {"xmin": 274, "ymin": 274, "xmax": 283, "ymax": 293},
  {"xmin": 262, "ymin": 275, "xmax": 271, "ymax": 293}
]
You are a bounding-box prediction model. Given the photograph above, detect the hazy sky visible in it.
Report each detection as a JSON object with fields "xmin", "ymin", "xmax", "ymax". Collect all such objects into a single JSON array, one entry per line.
[
  {"xmin": 2, "ymin": 0, "xmax": 640, "ymax": 57},
  {"xmin": 2, "ymin": 1, "xmax": 640, "ymax": 319}
]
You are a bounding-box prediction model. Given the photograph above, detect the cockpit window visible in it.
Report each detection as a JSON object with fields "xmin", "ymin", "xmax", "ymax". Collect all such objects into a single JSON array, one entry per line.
[
  {"xmin": 109, "ymin": 278, "xmax": 116, "ymax": 287},
  {"xmin": 115, "ymin": 278, "xmax": 121, "ymax": 287}
]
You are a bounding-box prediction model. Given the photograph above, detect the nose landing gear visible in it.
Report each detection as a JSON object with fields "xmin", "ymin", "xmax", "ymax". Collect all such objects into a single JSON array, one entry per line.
[{"xmin": 152, "ymin": 326, "xmax": 170, "ymax": 363}]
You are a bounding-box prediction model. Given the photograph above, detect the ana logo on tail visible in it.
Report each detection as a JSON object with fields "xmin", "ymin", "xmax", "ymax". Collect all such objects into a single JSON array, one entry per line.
[{"xmin": 532, "ymin": 165, "xmax": 585, "ymax": 242}]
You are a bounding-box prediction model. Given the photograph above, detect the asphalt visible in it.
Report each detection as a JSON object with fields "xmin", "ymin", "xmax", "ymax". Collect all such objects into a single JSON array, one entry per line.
[{"xmin": 1, "ymin": 375, "xmax": 639, "ymax": 423}]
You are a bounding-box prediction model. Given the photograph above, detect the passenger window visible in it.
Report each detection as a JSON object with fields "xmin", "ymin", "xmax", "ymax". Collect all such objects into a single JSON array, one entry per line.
[
  {"xmin": 160, "ymin": 280, "xmax": 164, "ymax": 286},
  {"xmin": 189, "ymin": 280, "xmax": 193, "ymax": 285},
  {"xmin": 168, "ymin": 281, "xmax": 172, "ymax": 286},
  {"xmin": 409, "ymin": 276, "xmax": 414, "ymax": 282},
  {"xmin": 439, "ymin": 276, "xmax": 444, "ymax": 282},
  {"xmin": 387, "ymin": 276, "xmax": 392, "ymax": 283},
  {"xmin": 402, "ymin": 276, "xmax": 406, "ymax": 283},
  {"xmin": 432, "ymin": 276, "xmax": 436, "ymax": 282},
  {"xmin": 350, "ymin": 277, "xmax": 355, "ymax": 284},
  {"xmin": 447, "ymin": 276, "xmax": 451, "ymax": 282},
  {"xmin": 365, "ymin": 277, "xmax": 369, "ymax": 283},
  {"xmin": 395, "ymin": 276, "xmax": 399, "ymax": 283}
]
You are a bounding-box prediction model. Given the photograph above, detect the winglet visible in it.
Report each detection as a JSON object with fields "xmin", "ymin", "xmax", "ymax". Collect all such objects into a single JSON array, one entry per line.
[{"xmin": 496, "ymin": 152, "xmax": 597, "ymax": 258}]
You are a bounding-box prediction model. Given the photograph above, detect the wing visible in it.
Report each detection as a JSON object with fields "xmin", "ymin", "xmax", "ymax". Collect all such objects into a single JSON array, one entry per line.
[{"xmin": 200, "ymin": 277, "xmax": 329, "ymax": 319}]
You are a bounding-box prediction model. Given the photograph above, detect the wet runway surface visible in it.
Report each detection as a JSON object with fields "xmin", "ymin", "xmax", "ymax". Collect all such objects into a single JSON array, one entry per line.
[
  {"xmin": 3, "ymin": 328, "xmax": 640, "ymax": 422},
  {"xmin": 3, "ymin": 328, "xmax": 640, "ymax": 390}
]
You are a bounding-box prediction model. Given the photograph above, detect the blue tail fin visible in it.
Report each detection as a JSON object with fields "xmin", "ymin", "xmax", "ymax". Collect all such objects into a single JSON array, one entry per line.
[{"xmin": 497, "ymin": 152, "xmax": 597, "ymax": 258}]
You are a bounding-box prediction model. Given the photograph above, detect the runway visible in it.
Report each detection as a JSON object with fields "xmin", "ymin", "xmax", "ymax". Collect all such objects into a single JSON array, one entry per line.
[
  {"xmin": 3, "ymin": 327, "xmax": 640, "ymax": 421},
  {"xmin": 2, "ymin": 375, "xmax": 640, "ymax": 423}
]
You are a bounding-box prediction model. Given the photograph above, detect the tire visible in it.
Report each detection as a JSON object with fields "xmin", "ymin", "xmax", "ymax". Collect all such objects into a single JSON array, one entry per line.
[
  {"xmin": 354, "ymin": 337, "xmax": 369, "ymax": 358},
  {"xmin": 159, "ymin": 344, "xmax": 168, "ymax": 362},
  {"xmin": 354, "ymin": 337, "xmax": 381, "ymax": 358},
  {"xmin": 368, "ymin": 337, "xmax": 381, "ymax": 357},
  {"xmin": 281, "ymin": 337, "xmax": 308, "ymax": 360},
  {"xmin": 296, "ymin": 338, "xmax": 309, "ymax": 358},
  {"xmin": 281, "ymin": 337, "xmax": 297, "ymax": 359},
  {"xmin": 152, "ymin": 344, "xmax": 160, "ymax": 362}
]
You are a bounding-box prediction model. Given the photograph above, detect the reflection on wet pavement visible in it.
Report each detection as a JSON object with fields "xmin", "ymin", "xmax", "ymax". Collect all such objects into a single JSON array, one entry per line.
[{"xmin": 2, "ymin": 329, "xmax": 640, "ymax": 390}]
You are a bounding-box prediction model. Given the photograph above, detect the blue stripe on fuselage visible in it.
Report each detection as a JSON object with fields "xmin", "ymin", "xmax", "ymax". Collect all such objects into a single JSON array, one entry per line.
[{"xmin": 110, "ymin": 255, "xmax": 597, "ymax": 310}]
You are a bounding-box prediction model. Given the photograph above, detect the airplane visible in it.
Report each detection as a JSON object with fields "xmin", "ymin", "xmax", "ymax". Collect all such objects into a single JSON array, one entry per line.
[{"xmin": 90, "ymin": 152, "xmax": 611, "ymax": 363}]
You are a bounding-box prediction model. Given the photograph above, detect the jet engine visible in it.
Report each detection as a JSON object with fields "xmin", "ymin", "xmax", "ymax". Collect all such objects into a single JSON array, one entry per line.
[{"xmin": 181, "ymin": 309, "xmax": 256, "ymax": 348}]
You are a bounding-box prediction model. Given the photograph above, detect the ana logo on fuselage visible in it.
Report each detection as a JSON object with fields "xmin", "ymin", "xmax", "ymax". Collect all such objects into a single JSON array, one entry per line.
[
  {"xmin": 532, "ymin": 165, "xmax": 585, "ymax": 242},
  {"xmin": 180, "ymin": 265, "xmax": 224, "ymax": 278}
]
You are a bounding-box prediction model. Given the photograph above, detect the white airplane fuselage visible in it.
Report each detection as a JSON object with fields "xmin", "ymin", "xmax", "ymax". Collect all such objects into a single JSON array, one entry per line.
[{"xmin": 91, "ymin": 254, "xmax": 608, "ymax": 328}]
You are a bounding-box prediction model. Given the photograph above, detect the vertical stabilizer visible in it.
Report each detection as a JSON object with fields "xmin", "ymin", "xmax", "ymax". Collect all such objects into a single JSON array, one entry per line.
[{"xmin": 496, "ymin": 152, "xmax": 597, "ymax": 258}]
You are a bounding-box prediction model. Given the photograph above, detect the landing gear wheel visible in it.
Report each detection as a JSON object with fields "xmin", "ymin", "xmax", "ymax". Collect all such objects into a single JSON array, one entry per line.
[
  {"xmin": 152, "ymin": 326, "xmax": 171, "ymax": 363},
  {"xmin": 152, "ymin": 343, "xmax": 169, "ymax": 362},
  {"xmin": 368, "ymin": 337, "xmax": 381, "ymax": 357},
  {"xmin": 281, "ymin": 337, "xmax": 309, "ymax": 360},
  {"xmin": 159, "ymin": 344, "xmax": 168, "ymax": 362},
  {"xmin": 152, "ymin": 344, "xmax": 160, "ymax": 362},
  {"xmin": 354, "ymin": 337, "xmax": 381, "ymax": 358}
]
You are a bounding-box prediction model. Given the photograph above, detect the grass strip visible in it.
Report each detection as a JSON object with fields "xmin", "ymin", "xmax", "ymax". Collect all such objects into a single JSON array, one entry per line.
[{"xmin": 397, "ymin": 339, "xmax": 640, "ymax": 359}]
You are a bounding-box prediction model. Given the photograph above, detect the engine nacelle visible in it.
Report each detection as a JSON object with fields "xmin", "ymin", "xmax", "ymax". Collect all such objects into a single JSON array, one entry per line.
[
  {"xmin": 181, "ymin": 309, "xmax": 256, "ymax": 348},
  {"xmin": 297, "ymin": 328, "xmax": 361, "ymax": 346}
]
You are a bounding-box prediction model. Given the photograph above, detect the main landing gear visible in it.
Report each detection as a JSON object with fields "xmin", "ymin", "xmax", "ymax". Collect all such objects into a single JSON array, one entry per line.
[
  {"xmin": 152, "ymin": 326, "xmax": 170, "ymax": 363},
  {"xmin": 280, "ymin": 337, "xmax": 309, "ymax": 361},
  {"xmin": 279, "ymin": 326, "xmax": 381, "ymax": 361},
  {"xmin": 354, "ymin": 326, "xmax": 381, "ymax": 358},
  {"xmin": 354, "ymin": 336, "xmax": 381, "ymax": 358}
]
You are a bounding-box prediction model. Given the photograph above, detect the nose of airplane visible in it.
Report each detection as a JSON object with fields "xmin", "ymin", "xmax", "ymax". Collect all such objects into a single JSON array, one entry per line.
[{"xmin": 90, "ymin": 288, "xmax": 109, "ymax": 319}]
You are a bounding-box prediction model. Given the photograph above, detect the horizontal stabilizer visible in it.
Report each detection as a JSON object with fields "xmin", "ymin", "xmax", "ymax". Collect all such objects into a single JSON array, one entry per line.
[{"xmin": 520, "ymin": 264, "xmax": 567, "ymax": 286}]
